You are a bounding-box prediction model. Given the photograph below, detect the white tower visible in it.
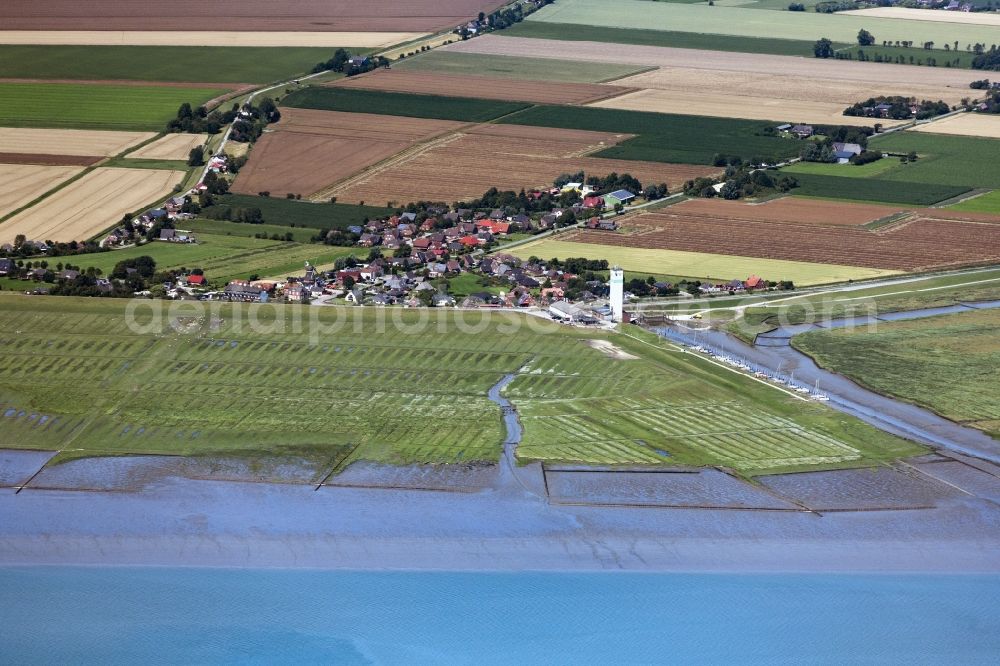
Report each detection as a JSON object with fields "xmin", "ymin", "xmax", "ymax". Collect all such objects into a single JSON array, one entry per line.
[{"xmin": 609, "ymin": 266, "xmax": 624, "ymax": 322}]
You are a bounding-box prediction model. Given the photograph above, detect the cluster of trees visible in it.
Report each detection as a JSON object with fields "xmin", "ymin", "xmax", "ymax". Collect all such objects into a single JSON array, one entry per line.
[
  {"xmin": 787, "ymin": 2, "xmax": 805, "ymax": 10},
  {"xmin": 317, "ymin": 229, "xmax": 361, "ymax": 247},
  {"xmin": 973, "ymin": 46, "xmax": 1000, "ymax": 71},
  {"xmin": 684, "ymin": 167, "xmax": 798, "ymax": 200},
  {"xmin": 0, "ymin": 234, "xmax": 103, "ymax": 259},
  {"xmin": 311, "ymin": 49, "xmax": 390, "ymax": 75},
  {"xmin": 815, "ymin": 1, "xmax": 862, "ymax": 13},
  {"xmin": 644, "ymin": 183, "xmax": 670, "ymax": 200},
  {"xmin": 231, "ymin": 98, "xmax": 280, "ymax": 143},
  {"xmin": 166, "ymin": 102, "xmax": 237, "ymax": 134},
  {"xmin": 203, "ymin": 203, "xmax": 263, "ymax": 224},
  {"xmin": 584, "ymin": 172, "xmax": 643, "ymax": 195},
  {"xmin": 844, "ymin": 96, "xmax": 949, "ymax": 120},
  {"xmin": 546, "ymin": 257, "xmax": 609, "ymax": 273},
  {"xmin": 973, "ymin": 90, "xmax": 1000, "ymax": 114},
  {"xmin": 849, "ymin": 150, "xmax": 884, "ymax": 166}
]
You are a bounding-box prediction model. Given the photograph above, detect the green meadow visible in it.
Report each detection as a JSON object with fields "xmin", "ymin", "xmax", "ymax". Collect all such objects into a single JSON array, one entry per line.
[
  {"xmin": 527, "ymin": 0, "xmax": 1000, "ymax": 47},
  {"xmin": 70, "ymin": 234, "xmax": 360, "ymax": 285},
  {"xmin": 795, "ymin": 308, "xmax": 1000, "ymax": 438},
  {"xmin": 0, "ymin": 46, "xmax": 345, "ymax": 84},
  {"xmin": 0, "ymin": 82, "xmax": 230, "ymax": 131},
  {"xmin": 282, "ymin": 87, "xmax": 530, "ymax": 122},
  {"xmin": 871, "ymin": 133, "xmax": 1000, "ymax": 190},
  {"xmin": 789, "ymin": 173, "xmax": 969, "ymax": 205},
  {"xmin": 0, "ymin": 297, "xmax": 921, "ymax": 474},
  {"xmin": 203, "ymin": 194, "xmax": 393, "ymax": 231},
  {"xmin": 949, "ymin": 190, "xmax": 1000, "ymax": 215}
]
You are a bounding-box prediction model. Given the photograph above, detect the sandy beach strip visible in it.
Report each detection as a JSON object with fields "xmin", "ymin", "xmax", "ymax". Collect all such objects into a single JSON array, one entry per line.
[{"xmin": 0, "ymin": 31, "xmax": 426, "ymax": 48}]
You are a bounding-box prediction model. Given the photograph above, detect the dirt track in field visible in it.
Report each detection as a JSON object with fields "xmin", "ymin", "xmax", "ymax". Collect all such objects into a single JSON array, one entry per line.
[
  {"xmin": 329, "ymin": 70, "xmax": 636, "ymax": 105},
  {"xmin": 0, "ymin": 127, "xmax": 155, "ymax": 157},
  {"xmin": 447, "ymin": 36, "xmax": 979, "ymax": 91},
  {"xmin": 0, "ymin": 152, "xmax": 101, "ymax": 166},
  {"xmin": 127, "ymin": 134, "xmax": 207, "ymax": 161},
  {"xmin": 0, "ymin": 164, "xmax": 84, "ymax": 219},
  {"xmin": 0, "ymin": 167, "xmax": 183, "ymax": 243},
  {"xmin": 232, "ymin": 107, "xmax": 467, "ymax": 198},
  {"xmin": 0, "ymin": 0, "xmax": 505, "ymax": 32},
  {"xmin": 671, "ymin": 198, "xmax": 907, "ymax": 226},
  {"xmin": 334, "ymin": 123, "xmax": 718, "ymax": 205},
  {"xmin": 559, "ymin": 208, "xmax": 1000, "ymax": 271}
]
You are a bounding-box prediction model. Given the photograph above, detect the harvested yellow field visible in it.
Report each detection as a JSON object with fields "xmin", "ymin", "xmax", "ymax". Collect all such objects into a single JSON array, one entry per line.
[
  {"xmin": 0, "ymin": 164, "xmax": 83, "ymax": 219},
  {"xmin": 593, "ymin": 67, "xmax": 967, "ymax": 121},
  {"xmin": 127, "ymin": 133, "xmax": 207, "ymax": 160},
  {"xmin": 0, "ymin": 167, "xmax": 183, "ymax": 243},
  {"xmin": 448, "ymin": 36, "xmax": 978, "ymax": 91},
  {"xmin": 842, "ymin": 7, "xmax": 1000, "ymax": 25},
  {"xmin": 0, "ymin": 31, "xmax": 425, "ymax": 47},
  {"xmin": 911, "ymin": 113, "xmax": 1000, "ymax": 139},
  {"xmin": 505, "ymin": 239, "xmax": 898, "ymax": 286},
  {"xmin": 0, "ymin": 127, "xmax": 154, "ymax": 157},
  {"xmin": 591, "ymin": 89, "xmax": 895, "ymax": 126}
]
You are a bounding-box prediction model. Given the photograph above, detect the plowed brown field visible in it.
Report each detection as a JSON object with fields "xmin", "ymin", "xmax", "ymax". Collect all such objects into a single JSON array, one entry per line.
[
  {"xmin": 330, "ymin": 70, "xmax": 634, "ymax": 105},
  {"xmin": 0, "ymin": 0, "xmax": 505, "ymax": 32},
  {"xmin": 671, "ymin": 197, "xmax": 906, "ymax": 226},
  {"xmin": 559, "ymin": 209, "xmax": 1000, "ymax": 271},
  {"xmin": 232, "ymin": 108, "xmax": 467, "ymax": 197},
  {"xmin": 334, "ymin": 124, "xmax": 718, "ymax": 205}
]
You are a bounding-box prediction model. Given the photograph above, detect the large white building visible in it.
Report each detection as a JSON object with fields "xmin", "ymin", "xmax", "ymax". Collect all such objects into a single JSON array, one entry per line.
[{"xmin": 609, "ymin": 267, "xmax": 624, "ymax": 322}]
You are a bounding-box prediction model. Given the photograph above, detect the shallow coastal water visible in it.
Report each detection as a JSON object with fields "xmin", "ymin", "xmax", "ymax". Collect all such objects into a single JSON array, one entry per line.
[{"xmin": 1, "ymin": 567, "xmax": 998, "ymax": 664}]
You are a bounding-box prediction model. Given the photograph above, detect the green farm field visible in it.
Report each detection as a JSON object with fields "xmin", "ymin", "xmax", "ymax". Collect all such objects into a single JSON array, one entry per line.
[
  {"xmin": 789, "ymin": 173, "xmax": 969, "ymax": 205},
  {"xmin": 0, "ymin": 82, "xmax": 230, "ymax": 131},
  {"xmin": 72, "ymin": 234, "xmax": 360, "ymax": 285},
  {"xmin": 395, "ymin": 50, "xmax": 651, "ymax": 83},
  {"xmin": 505, "ymin": 238, "xmax": 899, "ymax": 285},
  {"xmin": 502, "ymin": 21, "xmax": 839, "ymax": 57},
  {"xmin": 871, "ymin": 133, "xmax": 1000, "ymax": 190},
  {"xmin": 502, "ymin": 105, "xmax": 801, "ymax": 164},
  {"xmin": 794, "ymin": 308, "xmax": 1000, "ymax": 438},
  {"xmin": 527, "ymin": 0, "xmax": 1000, "ymax": 47},
  {"xmin": 281, "ymin": 87, "xmax": 530, "ymax": 122},
  {"xmin": 183, "ymin": 219, "xmax": 323, "ymax": 244},
  {"xmin": 949, "ymin": 190, "xmax": 1000, "ymax": 215},
  {"xmin": 0, "ymin": 297, "xmax": 921, "ymax": 474},
  {"xmin": 202, "ymin": 195, "xmax": 393, "ymax": 231},
  {"xmin": 782, "ymin": 159, "xmax": 903, "ymax": 180},
  {"xmin": 0, "ymin": 46, "xmax": 343, "ymax": 84}
]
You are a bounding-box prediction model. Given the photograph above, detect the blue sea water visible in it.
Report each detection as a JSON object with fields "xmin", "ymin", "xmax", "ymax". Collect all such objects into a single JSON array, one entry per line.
[{"xmin": 1, "ymin": 568, "xmax": 998, "ymax": 664}]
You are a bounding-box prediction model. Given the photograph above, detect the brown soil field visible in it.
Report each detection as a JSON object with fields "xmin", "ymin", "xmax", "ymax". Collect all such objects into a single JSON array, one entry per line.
[
  {"xmin": 447, "ymin": 36, "xmax": 979, "ymax": 92},
  {"xmin": 0, "ymin": 167, "xmax": 183, "ymax": 244},
  {"xmin": 911, "ymin": 113, "xmax": 1000, "ymax": 139},
  {"xmin": 0, "ymin": 32, "xmax": 425, "ymax": 48},
  {"xmin": 0, "ymin": 164, "xmax": 83, "ymax": 219},
  {"xmin": 330, "ymin": 70, "xmax": 635, "ymax": 105},
  {"xmin": 0, "ymin": 0, "xmax": 505, "ymax": 32},
  {"xmin": 334, "ymin": 124, "xmax": 719, "ymax": 205},
  {"xmin": 558, "ymin": 209, "xmax": 1000, "ymax": 271},
  {"xmin": 671, "ymin": 197, "xmax": 906, "ymax": 226},
  {"xmin": 127, "ymin": 134, "xmax": 208, "ymax": 161},
  {"xmin": 0, "ymin": 128, "xmax": 155, "ymax": 157},
  {"xmin": 232, "ymin": 108, "xmax": 467, "ymax": 197},
  {"xmin": 0, "ymin": 153, "xmax": 101, "ymax": 166}
]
